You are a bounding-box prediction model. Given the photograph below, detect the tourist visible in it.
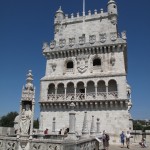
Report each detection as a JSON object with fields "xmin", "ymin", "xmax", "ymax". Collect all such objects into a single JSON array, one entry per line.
[
  {"xmin": 120, "ymin": 131, "xmax": 125, "ymax": 148},
  {"xmin": 102, "ymin": 130, "xmax": 110, "ymax": 150},
  {"xmin": 126, "ymin": 131, "xmax": 131, "ymax": 149},
  {"xmin": 44, "ymin": 128, "xmax": 48, "ymax": 134},
  {"xmin": 139, "ymin": 137, "xmax": 147, "ymax": 148}
]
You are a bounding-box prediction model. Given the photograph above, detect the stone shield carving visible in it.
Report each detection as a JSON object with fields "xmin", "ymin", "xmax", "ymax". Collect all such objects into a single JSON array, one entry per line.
[
  {"xmin": 69, "ymin": 38, "xmax": 75, "ymax": 47},
  {"xmin": 77, "ymin": 55, "xmax": 89, "ymax": 73},
  {"xmin": 110, "ymin": 32, "xmax": 117, "ymax": 41},
  {"xmin": 59, "ymin": 39, "xmax": 66, "ymax": 48},
  {"xmin": 100, "ymin": 33, "xmax": 106, "ymax": 43},
  {"xmin": 79, "ymin": 35, "xmax": 85, "ymax": 45},
  {"xmin": 50, "ymin": 40, "xmax": 56, "ymax": 49},
  {"xmin": 89, "ymin": 35, "xmax": 96, "ymax": 44}
]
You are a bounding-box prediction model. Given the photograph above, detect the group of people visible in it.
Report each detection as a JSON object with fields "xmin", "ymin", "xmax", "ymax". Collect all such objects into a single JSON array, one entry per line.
[
  {"xmin": 120, "ymin": 131, "xmax": 147, "ymax": 149},
  {"xmin": 102, "ymin": 130, "xmax": 147, "ymax": 150},
  {"xmin": 120, "ymin": 131, "xmax": 132, "ymax": 149}
]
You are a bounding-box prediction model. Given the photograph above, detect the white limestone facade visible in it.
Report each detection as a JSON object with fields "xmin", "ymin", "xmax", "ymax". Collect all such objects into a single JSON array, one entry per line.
[{"xmin": 40, "ymin": 0, "xmax": 132, "ymax": 143}]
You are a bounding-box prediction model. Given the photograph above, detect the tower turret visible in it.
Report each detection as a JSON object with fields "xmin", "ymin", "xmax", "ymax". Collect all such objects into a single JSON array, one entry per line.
[
  {"xmin": 107, "ymin": 0, "xmax": 118, "ymax": 25},
  {"xmin": 54, "ymin": 6, "xmax": 65, "ymax": 34}
]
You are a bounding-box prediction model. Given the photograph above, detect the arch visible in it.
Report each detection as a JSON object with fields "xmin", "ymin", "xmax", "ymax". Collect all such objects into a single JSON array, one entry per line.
[
  {"xmin": 67, "ymin": 82, "xmax": 74, "ymax": 94},
  {"xmin": 57, "ymin": 83, "xmax": 65, "ymax": 94},
  {"xmin": 108, "ymin": 80, "xmax": 117, "ymax": 92},
  {"xmin": 48, "ymin": 83, "xmax": 55, "ymax": 94},
  {"xmin": 77, "ymin": 82, "xmax": 85, "ymax": 93},
  {"xmin": 87, "ymin": 81, "xmax": 95, "ymax": 93},
  {"xmin": 97, "ymin": 80, "xmax": 106, "ymax": 92},
  {"xmin": 93, "ymin": 58, "xmax": 101, "ymax": 66}
]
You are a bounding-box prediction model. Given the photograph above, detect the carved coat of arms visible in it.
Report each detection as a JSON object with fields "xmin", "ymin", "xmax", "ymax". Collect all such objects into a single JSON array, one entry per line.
[
  {"xmin": 100, "ymin": 33, "xmax": 106, "ymax": 43},
  {"xmin": 50, "ymin": 40, "xmax": 56, "ymax": 49},
  {"xmin": 59, "ymin": 39, "xmax": 66, "ymax": 48},
  {"xmin": 89, "ymin": 35, "xmax": 96, "ymax": 44},
  {"xmin": 77, "ymin": 54, "xmax": 89, "ymax": 73},
  {"xmin": 69, "ymin": 38, "xmax": 75, "ymax": 47},
  {"xmin": 110, "ymin": 32, "xmax": 117, "ymax": 41},
  {"xmin": 79, "ymin": 35, "xmax": 85, "ymax": 45}
]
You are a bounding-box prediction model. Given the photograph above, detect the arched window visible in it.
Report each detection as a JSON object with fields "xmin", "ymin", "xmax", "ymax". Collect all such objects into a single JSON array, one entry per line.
[
  {"xmin": 67, "ymin": 61, "xmax": 73, "ymax": 69},
  {"xmin": 108, "ymin": 80, "xmax": 117, "ymax": 92},
  {"xmin": 93, "ymin": 58, "xmax": 101, "ymax": 66},
  {"xmin": 48, "ymin": 84, "xmax": 55, "ymax": 94}
]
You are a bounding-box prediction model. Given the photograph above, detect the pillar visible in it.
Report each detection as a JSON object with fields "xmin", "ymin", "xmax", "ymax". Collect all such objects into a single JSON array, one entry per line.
[
  {"xmin": 90, "ymin": 116, "xmax": 95, "ymax": 136},
  {"xmin": 82, "ymin": 112, "xmax": 89, "ymax": 138},
  {"xmin": 55, "ymin": 88, "xmax": 57, "ymax": 100}
]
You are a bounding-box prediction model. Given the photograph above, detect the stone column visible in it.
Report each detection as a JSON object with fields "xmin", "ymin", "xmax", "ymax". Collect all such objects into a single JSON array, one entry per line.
[
  {"xmin": 106, "ymin": 85, "xmax": 108, "ymax": 98},
  {"xmin": 95, "ymin": 85, "xmax": 97, "ymax": 99},
  {"xmin": 65, "ymin": 103, "xmax": 77, "ymax": 140},
  {"xmin": 85, "ymin": 86, "xmax": 87, "ymax": 100},
  {"xmin": 82, "ymin": 112, "xmax": 89, "ymax": 138},
  {"xmin": 65, "ymin": 87, "xmax": 67, "ymax": 100},
  {"xmin": 55, "ymin": 88, "xmax": 57, "ymax": 100},
  {"xmin": 96, "ymin": 118, "xmax": 100, "ymax": 134},
  {"xmin": 74, "ymin": 86, "xmax": 77, "ymax": 100},
  {"xmin": 52, "ymin": 117, "xmax": 56, "ymax": 133},
  {"xmin": 90, "ymin": 116, "xmax": 95, "ymax": 136}
]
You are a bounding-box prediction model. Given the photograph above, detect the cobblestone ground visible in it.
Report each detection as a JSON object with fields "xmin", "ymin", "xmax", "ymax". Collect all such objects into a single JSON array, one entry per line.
[{"xmin": 105, "ymin": 143, "xmax": 150, "ymax": 150}]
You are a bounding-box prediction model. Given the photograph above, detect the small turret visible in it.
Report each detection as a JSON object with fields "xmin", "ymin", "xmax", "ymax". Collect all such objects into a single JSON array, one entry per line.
[
  {"xmin": 54, "ymin": 6, "xmax": 65, "ymax": 34},
  {"xmin": 107, "ymin": 0, "xmax": 118, "ymax": 25}
]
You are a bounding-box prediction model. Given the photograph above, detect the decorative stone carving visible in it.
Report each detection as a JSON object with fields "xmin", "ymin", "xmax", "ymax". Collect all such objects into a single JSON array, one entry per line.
[
  {"xmin": 110, "ymin": 32, "xmax": 117, "ymax": 41},
  {"xmin": 14, "ymin": 115, "xmax": 19, "ymax": 134},
  {"xmin": 32, "ymin": 144, "xmax": 41, "ymax": 150},
  {"xmin": 59, "ymin": 39, "xmax": 66, "ymax": 48},
  {"xmin": 110, "ymin": 53, "xmax": 115, "ymax": 66},
  {"xmin": 50, "ymin": 40, "xmax": 56, "ymax": 49},
  {"xmin": 50, "ymin": 63, "xmax": 57, "ymax": 72},
  {"xmin": 121, "ymin": 31, "xmax": 127, "ymax": 40},
  {"xmin": 20, "ymin": 104, "xmax": 32, "ymax": 135},
  {"xmin": 82, "ymin": 112, "xmax": 89, "ymax": 137},
  {"xmin": 69, "ymin": 38, "xmax": 75, "ymax": 47},
  {"xmin": 89, "ymin": 35, "xmax": 96, "ymax": 44},
  {"xmin": 48, "ymin": 145, "xmax": 55, "ymax": 150},
  {"xmin": 42, "ymin": 42, "xmax": 49, "ymax": 51},
  {"xmin": 77, "ymin": 54, "xmax": 89, "ymax": 73},
  {"xmin": 99, "ymin": 33, "xmax": 106, "ymax": 43},
  {"xmin": 79, "ymin": 35, "xmax": 85, "ymax": 45},
  {"xmin": 7, "ymin": 142, "xmax": 16, "ymax": 150}
]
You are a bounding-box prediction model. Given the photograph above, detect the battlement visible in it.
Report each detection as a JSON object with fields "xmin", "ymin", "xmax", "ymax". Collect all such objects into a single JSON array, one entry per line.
[{"xmin": 55, "ymin": 9, "xmax": 108, "ymax": 25}]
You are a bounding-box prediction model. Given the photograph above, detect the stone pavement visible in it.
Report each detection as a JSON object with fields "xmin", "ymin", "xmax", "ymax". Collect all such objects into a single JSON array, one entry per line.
[{"xmin": 107, "ymin": 144, "xmax": 150, "ymax": 150}]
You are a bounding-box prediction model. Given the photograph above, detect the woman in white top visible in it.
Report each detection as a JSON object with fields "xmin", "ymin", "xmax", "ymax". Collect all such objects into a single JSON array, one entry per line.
[{"xmin": 126, "ymin": 131, "xmax": 131, "ymax": 149}]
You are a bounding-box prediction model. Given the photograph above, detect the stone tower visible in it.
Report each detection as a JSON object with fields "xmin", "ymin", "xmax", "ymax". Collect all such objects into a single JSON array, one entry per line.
[{"xmin": 41, "ymin": 0, "xmax": 132, "ymax": 142}]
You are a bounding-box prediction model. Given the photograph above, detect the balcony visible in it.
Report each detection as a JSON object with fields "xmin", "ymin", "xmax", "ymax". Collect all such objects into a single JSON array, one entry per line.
[{"xmin": 47, "ymin": 91, "xmax": 118, "ymax": 102}]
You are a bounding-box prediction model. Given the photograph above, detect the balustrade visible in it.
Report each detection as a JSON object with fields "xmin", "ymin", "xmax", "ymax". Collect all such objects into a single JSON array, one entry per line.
[{"xmin": 47, "ymin": 91, "xmax": 118, "ymax": 101}]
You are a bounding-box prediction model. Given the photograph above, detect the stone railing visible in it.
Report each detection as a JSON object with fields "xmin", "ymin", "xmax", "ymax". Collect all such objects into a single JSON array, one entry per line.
[{"xmin": 47, "ymin": 91, "xmax": 118, "ymax": 101}]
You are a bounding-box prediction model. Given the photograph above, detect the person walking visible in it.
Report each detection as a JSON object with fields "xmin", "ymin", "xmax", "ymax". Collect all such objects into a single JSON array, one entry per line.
[
  {"xmin": 126, "ymin": 131, "xmax": 131, "ymax": 149},
  {"xmin": 102, "ymin": 130, "xmax": 110, "ymax": 150},
  {"xmin": 120, "ymin": 131, "xmax": 125, "ymax": 148}
]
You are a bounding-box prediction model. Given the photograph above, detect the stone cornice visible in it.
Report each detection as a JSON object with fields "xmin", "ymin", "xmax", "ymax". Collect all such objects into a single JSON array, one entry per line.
[{"xmin": 40, "ymin": 73, "xmax": 126, "ymax": 81}]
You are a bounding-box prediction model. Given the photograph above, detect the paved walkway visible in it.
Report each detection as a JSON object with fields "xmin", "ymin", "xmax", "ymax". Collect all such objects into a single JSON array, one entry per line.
[{"xmin": 106, "ymin": 144, "xmax": 150, "ymax": 150}]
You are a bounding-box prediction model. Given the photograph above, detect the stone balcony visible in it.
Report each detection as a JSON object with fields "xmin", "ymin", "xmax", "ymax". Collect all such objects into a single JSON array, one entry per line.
[{"xmin": 47, "ymin": 91, "xmax": 118, "ymax": 102}]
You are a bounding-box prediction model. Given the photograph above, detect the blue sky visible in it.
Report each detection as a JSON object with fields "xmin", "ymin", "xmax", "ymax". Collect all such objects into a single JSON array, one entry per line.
[{"xmin": 0, "ymin": 0, "xmax": 150, "ymax": 120}]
